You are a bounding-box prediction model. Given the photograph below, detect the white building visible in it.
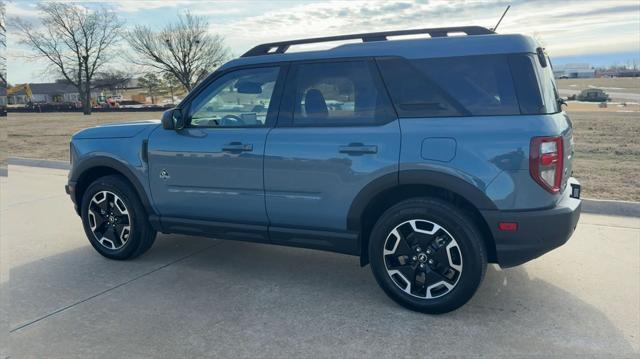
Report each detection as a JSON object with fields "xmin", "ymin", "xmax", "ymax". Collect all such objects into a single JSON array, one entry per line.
[{"xmin": 553, "ymin": 63, "xmax": 595, "ymax": 79}]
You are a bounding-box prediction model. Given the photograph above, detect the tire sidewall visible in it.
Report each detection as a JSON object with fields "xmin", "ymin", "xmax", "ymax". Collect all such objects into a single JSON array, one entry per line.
[
  {"xmin": 369, "ymin": 198, "xmax": 486, "ymax": 313},
  {"xmin": 80, "ymin": 176, "xmax": 148, "ymax": 260}
]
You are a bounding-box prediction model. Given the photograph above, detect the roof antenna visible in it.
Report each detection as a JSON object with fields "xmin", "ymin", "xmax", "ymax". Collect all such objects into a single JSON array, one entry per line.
[{"xmin": 491, "ymin": 5, "xmax": 511, "ymax": 32}]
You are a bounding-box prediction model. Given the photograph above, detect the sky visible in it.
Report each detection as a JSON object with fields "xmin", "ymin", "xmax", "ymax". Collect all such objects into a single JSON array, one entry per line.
[{"xmin": 5, "ymin": 0, "xmax": 640, "ymax": 84}]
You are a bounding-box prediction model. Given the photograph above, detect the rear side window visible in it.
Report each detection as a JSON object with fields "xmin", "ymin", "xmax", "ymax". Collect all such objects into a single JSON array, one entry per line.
[
  {"xmin": 536, "ymin": 56, "xmax": 561, "ymax": 114},
  {"xmin": 508, "ymin": 54, "xmax": 544, "ymax": 114},
  {"xmin": 377, "ymin": 55, "xmax": 520, "ymax": 117},
  {"xmin": 286, "ymin": 60, "xmax": 393, "ymax": 126},
  {"xmin": 509, "ymin": 54, "xmax": 560, "ymax": 114}
]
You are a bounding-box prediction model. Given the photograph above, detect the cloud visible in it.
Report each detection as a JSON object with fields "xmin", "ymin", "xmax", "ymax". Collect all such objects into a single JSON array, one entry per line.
[
  {"xmin": 6, "ymin": 0, "xmax": 639, "ymax": 83},
  {"xmin": 5, "ymin": 1, "xmax": 40, "ymax": 19},
  {"xmin": 212, "ymin": 0, "xmax": 639, "ymax": 57},
  {"xmin": 102, "ymin": 0, "xmax": 187, "ymax": 13}
]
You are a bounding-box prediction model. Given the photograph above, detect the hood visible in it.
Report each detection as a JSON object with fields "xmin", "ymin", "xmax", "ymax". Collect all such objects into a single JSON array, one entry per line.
[{"xmin": 72, "ymin": 120, "xmax": 161, "ymax": 139}]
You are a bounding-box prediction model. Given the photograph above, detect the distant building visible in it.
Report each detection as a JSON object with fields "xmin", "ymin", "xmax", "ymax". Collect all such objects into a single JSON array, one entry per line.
[
  {"xmin": 597, "ymin": 68, "xmax": 640, "ymax": 78},
  {"xmin": 7, "ymin": 82, "xmax": 100, "ymax": 105},
  {"xmin": 553, "ymin": 63, "xmax": 595, "ymax": 79}
]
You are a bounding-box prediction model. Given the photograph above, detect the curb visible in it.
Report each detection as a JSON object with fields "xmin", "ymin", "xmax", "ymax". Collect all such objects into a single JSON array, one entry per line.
[
  {"xmin": 581, "ymin": 198, "xmax": 640, "ymax": 218},
  {"xmin": 6, "ymin": 157, "xmax": 640, "ymax": 218},
  {"xmin": 8, "ymin": 157, "xmax": 70, "ymax": 170}
]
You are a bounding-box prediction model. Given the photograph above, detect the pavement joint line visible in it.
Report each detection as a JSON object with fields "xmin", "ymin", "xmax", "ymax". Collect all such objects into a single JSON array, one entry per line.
[
  {"xmin": 580, "ymin": 223, "xmax": 640, "ymax": 231},
  {"xmin": 9, "ymin": 241, "xmax": 220, "ymax": 334}
]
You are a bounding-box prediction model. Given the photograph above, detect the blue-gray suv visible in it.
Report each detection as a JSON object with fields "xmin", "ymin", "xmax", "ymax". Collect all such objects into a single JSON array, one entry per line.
[{"xmin": 66, "ymin": 26, "xmax": 582, "ymax": 313}]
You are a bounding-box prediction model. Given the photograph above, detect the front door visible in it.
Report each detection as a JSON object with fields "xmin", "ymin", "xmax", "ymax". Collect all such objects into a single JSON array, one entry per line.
[
  {"xmin": 148, "ymin": 65, "xmax": 285, "ymax": 236},
  {"xmin": 264, "ymin": 59, "xmax": 400, "ymax": 252}
]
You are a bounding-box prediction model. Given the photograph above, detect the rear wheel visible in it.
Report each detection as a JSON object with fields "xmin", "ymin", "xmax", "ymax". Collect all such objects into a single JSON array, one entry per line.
[
  {"xmin": 369, "ymin": 198, "xmax": 487, "ymax": 313},
  {"xmin": 80, "ymin": 175, "xmax": 156, "ymax": 260}
]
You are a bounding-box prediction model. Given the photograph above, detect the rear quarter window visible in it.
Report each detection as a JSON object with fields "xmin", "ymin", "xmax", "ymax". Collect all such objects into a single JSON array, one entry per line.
[
  {"xmin": 535, "ymin": 56, "xmax": 561, "ymax": 114},
  {"xmin": 377, "ymin": 55, "xmax": 520, "ymax": 117}
]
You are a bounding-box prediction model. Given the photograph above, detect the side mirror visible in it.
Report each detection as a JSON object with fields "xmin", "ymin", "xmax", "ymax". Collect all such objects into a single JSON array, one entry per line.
[
  {"xmin": 558, "ymin": 97, "xmax": 568, "ymax": 110},
  {"xmin": 161, "ymin": 108, "xmax": 185, "ymax": 130}
]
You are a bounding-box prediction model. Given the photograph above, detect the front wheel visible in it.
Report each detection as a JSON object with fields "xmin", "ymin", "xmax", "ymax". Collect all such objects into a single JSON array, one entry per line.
[
  {"xmin": 80, "ymin": 175, "xmax": 156, "ymax": 260},
  {"xmin": 369, "ymin": 198, "xmax": 487, "ymax": 314}
]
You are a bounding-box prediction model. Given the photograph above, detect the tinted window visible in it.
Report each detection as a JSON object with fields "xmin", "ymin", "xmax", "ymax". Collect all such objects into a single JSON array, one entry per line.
[
  {"xmin": 536, "ymin": 56, "xmax": 561, "ymax": 114},
  {"xmin": 378, "ymin": 55, "xmax": 520, "ymax": 117},
  {"xmin": 188, "ymin": 67, "xmax": 280, "ymax": 127},
  {"xmin": 288, "ymin": 61, "xmax": 392, "ymax": 126},
  {"xmin": 508, "ymin": 54, "xmax": 545, "ymax": 114}
]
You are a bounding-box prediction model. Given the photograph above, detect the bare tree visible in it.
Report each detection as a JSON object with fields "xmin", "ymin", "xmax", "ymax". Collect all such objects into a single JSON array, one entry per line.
[
  {"xmin": 0, "ymin": 1, "xmax": 6, "ymax": 87},
  {"xmin": 92, "ymin": 70, "xmax": 132, "ymax": 91},
  {"xmin": 127, "ymin": 12, "xmax": 229, "ymax": 91},
  {"xmin": 14, "ymin": 3, "xmax": 124, "ymax": 114}
]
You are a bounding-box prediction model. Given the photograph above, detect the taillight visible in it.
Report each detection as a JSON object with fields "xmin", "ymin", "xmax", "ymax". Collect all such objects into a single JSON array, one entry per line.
[{"xmin": 530, "ymin": 136, "xmax": 563, "ymax": 193}]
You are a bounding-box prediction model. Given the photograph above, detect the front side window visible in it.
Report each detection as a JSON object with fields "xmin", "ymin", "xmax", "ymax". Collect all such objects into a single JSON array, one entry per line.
[
  {"xmin": 188, "ymin": 67, "xmax": 280, "ymax": 127},
  {"xmin": 289, "ymin": 61, "xmax": 392, "ymax": 126}
]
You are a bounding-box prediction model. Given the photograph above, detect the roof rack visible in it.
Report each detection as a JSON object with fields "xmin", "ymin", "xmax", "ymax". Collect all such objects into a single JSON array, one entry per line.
[{"xmin": 242, "ymin": 26, "xmax": 494, "ymax": 57}]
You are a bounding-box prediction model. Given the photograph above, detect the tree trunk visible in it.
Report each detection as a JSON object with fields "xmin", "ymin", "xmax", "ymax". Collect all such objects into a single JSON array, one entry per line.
[{"xmin": 83, "ymin": 85, "xmax": 92, "ymax": 115}]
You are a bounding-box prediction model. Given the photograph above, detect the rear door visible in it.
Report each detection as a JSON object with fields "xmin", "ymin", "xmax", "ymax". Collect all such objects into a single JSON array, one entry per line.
[
  {"xmin": 264, "ymin": 59, "xmax": 400, "ymax": 253},
  {"xmin": 148, "ymin": 65, "xmax": 286, "ymax": 237}
]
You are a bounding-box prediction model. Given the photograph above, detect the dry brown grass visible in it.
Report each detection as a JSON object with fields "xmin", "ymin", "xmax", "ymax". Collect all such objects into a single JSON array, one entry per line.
[
  {"xmin": 567, "ymin": 110, "xmax": 640, "ymax": 201},
  {"xmin": 557, "ymin": 77, "xmax": 640, "ymax": 94},
  {"xmin": 7, "ymin": 109, "xmax": 640, "ymax": 201},
  {"xmin": 8, "ymin": 112, "xmax": 164, "ymax": 161}
]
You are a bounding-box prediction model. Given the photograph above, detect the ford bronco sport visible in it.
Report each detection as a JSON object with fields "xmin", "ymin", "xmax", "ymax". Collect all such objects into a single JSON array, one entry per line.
[{"xmin": 66, "ymin": 26, "xmax": 581, "ymax": 313}]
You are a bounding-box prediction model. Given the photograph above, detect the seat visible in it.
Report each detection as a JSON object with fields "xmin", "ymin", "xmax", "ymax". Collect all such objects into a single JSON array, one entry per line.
[{"xmin": 304, "ymin": 89, "xmax": 328, "ymax": 119}]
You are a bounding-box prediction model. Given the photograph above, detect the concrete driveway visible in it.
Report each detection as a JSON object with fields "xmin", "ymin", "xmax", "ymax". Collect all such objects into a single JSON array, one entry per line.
[{"xmin": 2, "ymin": 165, "xmax": 639, "ymax": 358}]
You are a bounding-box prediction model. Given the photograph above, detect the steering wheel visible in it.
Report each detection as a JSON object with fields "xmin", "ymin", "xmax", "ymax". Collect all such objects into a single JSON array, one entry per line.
[{"xmin": 219, "ymin": 114, "xmax": 245, "ymax": 126}]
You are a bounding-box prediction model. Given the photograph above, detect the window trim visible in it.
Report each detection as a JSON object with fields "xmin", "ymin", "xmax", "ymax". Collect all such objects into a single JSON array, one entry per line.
[
  {"xmin": 276, "ymin": 57, "xmax": 397, "ymax": 128},
  {"xmin": 178, "ymin": 63, "xmax": 290, "ymax": 129}
]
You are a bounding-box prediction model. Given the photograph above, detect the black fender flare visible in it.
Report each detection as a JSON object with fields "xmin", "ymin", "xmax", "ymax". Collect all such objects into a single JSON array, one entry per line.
[
  {"xmin": 346, "ymin": 169, "xmax": 497, "ymax": 232},
  {"xmin": 71, "ymin": 156, "xmax": 156, "ymax": 216}
]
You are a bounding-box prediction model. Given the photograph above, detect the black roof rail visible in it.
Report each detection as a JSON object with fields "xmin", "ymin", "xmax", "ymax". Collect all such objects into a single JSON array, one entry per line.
[{"xmin": 241, "ymin": 26, "xmax": 494, "ymax": 57}]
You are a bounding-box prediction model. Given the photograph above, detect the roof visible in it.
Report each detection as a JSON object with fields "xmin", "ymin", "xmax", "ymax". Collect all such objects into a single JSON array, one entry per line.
[
  {"xmin": 7, "ymin": 82, "xmax": 78, "ymax": 97},
  {"xmin": 219, "ymin": 33, "xmax": 538, "ymax": 71},
  {"xmin": 30, "ymin": 82, "xmax": 78, "ymax": 95}
]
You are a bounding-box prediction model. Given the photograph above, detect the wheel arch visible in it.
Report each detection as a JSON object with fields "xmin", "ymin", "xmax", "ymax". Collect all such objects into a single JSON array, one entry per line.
[
  {"xmin": 72, "ymin": 156, "xmax": 155, "ymax": 217},
  {"xmin": 348, "ymin": 170, "xmax": 497, "ymax": 266}
]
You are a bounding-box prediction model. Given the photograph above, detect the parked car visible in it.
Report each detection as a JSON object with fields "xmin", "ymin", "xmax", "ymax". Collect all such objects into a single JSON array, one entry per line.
[
  {"xmin": 117, "ymin": 100, "xmax": 146, "ymax": 109},
  {"xmin": 66, "ymin": 26, "xmax": 581, "ymax": 314},
  {"xmin": 568, "ymin": 88, "xmax": 610, "ymax": 102}
]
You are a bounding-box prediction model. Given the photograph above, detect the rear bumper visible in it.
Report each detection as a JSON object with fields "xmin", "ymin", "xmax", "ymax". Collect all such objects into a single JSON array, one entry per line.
[{"xmin": 481, "ymin": 178, "xmax": 581, "ymax": 268}]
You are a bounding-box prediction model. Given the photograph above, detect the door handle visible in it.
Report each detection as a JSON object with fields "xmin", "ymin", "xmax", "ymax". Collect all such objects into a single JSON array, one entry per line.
[
  {"xmin": 339, "ymin": 143, "xmax": 378, "ymax": 155},
  {"xmin": 222, "ymin": 142, "xmax": 253, "ymax": 152}
]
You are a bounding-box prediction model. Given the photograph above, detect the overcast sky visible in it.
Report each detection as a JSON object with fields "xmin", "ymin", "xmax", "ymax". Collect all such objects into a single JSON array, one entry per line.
[{"xmin": 6, "ymin": 0, "xmax": 640, "ymax": 84}]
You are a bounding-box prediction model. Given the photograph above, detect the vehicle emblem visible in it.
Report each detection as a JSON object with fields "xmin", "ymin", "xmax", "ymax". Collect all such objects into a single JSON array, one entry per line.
[{"xmin": 159, "ymin": 169, "xmax": 170, "ymax": 180}]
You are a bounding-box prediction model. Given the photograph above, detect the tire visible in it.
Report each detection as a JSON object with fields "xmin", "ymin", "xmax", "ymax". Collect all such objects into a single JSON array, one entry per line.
[
  {"xmin": 80, "ymin": 175, "xmax": 156, "ymax": 260},
  {"xmin": 369, "ymin": 197, "xmax": 487, "ymax": 314}
]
